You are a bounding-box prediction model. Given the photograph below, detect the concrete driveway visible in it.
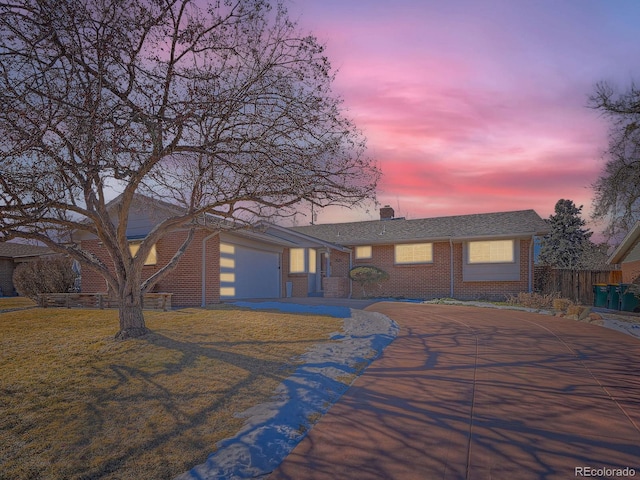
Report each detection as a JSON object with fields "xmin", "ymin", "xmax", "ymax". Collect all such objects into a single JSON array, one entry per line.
[{"xmin": 269, "ymin": 303, "xmax": 640, "ymax": 480}]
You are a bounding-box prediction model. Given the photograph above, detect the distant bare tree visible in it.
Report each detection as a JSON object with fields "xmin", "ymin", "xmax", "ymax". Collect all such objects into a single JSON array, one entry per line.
[
  {"xmin": 589, "ymin": 82, "xmax": 640, "ymax": 243},
  {"xmin": 0, "ymin": 0, "xmax": 379, "ymax": 338}
]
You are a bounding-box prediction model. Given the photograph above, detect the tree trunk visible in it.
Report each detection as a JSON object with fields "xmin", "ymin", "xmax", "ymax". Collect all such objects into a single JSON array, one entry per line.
[{"xmin": 115, "ymin": 287, "xmax": 149, "ymax": 340}]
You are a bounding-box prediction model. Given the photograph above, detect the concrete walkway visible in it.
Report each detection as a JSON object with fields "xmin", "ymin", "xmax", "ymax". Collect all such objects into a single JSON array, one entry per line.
[
  {"xmin": 269, "ymin": 303, "xmax": 640, "ymax": 480},
  {"xmin": 226, "ymin": 296, "xmax": 382, "ymax": 309}
]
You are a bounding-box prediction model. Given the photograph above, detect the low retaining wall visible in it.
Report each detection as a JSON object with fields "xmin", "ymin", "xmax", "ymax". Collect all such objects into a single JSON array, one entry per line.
[
  {"xmin": 38, "ymin": 293, "xmax": 172, "ymax": 311},
  {"xmin": 322, "ymin": 277, "xmax": 349, "ymax": 298}
]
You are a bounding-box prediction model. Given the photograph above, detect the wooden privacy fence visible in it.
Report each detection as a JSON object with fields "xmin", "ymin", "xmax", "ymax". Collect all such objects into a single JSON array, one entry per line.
[
  {"xmin": 535, "ymin": 267, "xmax": 622, "ymax": 305},
  {"xmin": 38, "ymin": 292, "xmax": 172, "ymax": 311}
]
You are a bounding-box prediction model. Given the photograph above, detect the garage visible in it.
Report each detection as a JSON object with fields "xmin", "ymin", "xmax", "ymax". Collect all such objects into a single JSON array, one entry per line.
[{"xmin": 219, "ymin": 241, "xmax": 281, "ymax": 299}]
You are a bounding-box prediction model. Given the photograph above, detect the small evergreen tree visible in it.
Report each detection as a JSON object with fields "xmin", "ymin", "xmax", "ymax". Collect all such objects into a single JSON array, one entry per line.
[{"xmin": 539, "ymin": 199, "xmax": 593, "ymax": 269}]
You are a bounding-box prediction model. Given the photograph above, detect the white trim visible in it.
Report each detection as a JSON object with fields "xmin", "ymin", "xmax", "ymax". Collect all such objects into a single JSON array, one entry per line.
[
  {"xmin": 608, "ymin": 222, "xmax": 640, "ymax": 264},
  {"xmin": 201, "ymin": 231, "xmax": 220, "ymax": 307},
  {"xmin": 255, "ymin": 221, "xmax": 351, "ymax": 252}
]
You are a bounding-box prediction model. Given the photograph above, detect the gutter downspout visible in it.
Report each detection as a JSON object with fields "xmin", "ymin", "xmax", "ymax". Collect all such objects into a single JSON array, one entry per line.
[
  {"xmin": 528, "ymin": 235, "xmax": 534, "ymax": 293},
  {"xmin": 449, "ymin": 237, "xmax": 454, "ymax": 298},
  {"xmin": 348, "ymin": 248, "xmax": 353, "ymax": 299},
  {"xmin": 202, "ymin": 231, "xmax": 220, "ymax": 307}
]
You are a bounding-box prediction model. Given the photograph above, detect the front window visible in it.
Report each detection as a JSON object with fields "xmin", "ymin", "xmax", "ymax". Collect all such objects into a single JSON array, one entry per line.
[
  {"xmin": 468, "ymin": 240, "xmax": 514, "ymax": 263},
  {"xmin": 290, "ymin": 248, "xmax": 306, "ymax": 273},
  {"xmin": 289, "ymin": 248, "xmax": 318, "ymax": 273},
  {"xmin": 129, "ymin": 242, "xmax": 157, "ymax": 266},
  {"xmin": 394, "ymin": 243, "xmax": 433, "ymax": 264},
  {"xmin": 355, "ymin": 245, "xmax": 372, "ymax": 259}
]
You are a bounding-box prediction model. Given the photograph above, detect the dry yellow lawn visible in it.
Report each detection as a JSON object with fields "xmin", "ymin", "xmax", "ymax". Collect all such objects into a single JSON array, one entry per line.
[
  {"xmin": 0, "ymin": 304, "xmax": 342, "ymax": 480},
  {"xmin": 0, "ymin": 297, "xmax": 36, "ymax": 311}
]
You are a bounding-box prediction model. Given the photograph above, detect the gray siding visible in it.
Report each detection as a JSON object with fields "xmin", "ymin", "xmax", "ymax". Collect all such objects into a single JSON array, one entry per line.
[
  {"xmin": 623, "ymin": 242, "xmax": 640, "ymax": 264},
  {"xmin": 462, "ymin": 240, "xmax": 521, "ymax": 282},
  {"xmin": 124, "ymin": 204, "xmax": 173, "ymax": 239},
  {"xmin": 0, "ymin": 258, "xmax": 15, "ymax": 296}
]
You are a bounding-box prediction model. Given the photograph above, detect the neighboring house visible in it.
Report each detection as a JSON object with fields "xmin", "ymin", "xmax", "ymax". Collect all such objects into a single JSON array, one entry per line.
[
  {"xmin": 0, "ymin": 242, "xmax": 53, "ymax": 296},
  {"xmin": 290, "ymin": 206, "xmax": 550, "ymax": 300},
  {"xmin": 77, "ymin": 196, "xmax": 549, "ymax": 306},
  {"xmin": 608, "ymin": 222, "xmax": 640, "ymax": 284}
]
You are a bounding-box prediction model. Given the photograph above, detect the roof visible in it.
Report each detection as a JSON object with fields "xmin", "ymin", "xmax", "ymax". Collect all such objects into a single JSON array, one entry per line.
[
  {"xmin": 101, "ymin": 194, "xmax": 350, "ymax": 251},
  {"xmin": 290, "ymin": 210, "xmax": 550, "ymax": 246},
  {"xmin": 0, "ymin": 242, "xmax": 52, "ymax": 259},
  {"xmin": 608, "ymin": 222, "xmax": 640, "ymax": 264},
  {"xmin": 255, "ymin": 222, "xmax": 351, "ymax": 252},
  {"xmin": 105, "ymin": 193, "xmax": 237, "ymax": 230}
]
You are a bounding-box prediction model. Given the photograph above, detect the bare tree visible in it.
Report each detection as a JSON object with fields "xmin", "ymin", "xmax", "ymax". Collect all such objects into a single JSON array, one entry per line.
[
  {"xmin": 0, "ymin": 0, "xmax": 379, "ymax": 339},
  {"xmin": 589, "ymin": 82, "xmax": 640, "ymax": 243}
]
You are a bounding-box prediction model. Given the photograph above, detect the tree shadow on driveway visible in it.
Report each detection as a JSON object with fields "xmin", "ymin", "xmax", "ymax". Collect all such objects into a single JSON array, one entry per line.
[{"xmin": 271, "ymin": 302, "xmax": 640, "ymax": 480}]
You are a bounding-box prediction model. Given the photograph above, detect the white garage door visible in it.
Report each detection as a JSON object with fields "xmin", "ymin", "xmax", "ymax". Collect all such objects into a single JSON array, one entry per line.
[{"xmin": 220, "ymin": 242, "xmax": 280, "ymax": 299}]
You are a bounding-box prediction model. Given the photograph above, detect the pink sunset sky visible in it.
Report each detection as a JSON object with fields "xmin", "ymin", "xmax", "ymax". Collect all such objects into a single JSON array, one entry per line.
[{"xmin": 287, "ymin": 0, "xmax": 640, "ymax": 232}]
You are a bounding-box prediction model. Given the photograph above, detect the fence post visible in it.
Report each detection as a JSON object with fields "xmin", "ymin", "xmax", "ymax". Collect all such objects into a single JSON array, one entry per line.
[{"xmin": 162, "ymin": 294, "xmax": 168, "ymax": 312}]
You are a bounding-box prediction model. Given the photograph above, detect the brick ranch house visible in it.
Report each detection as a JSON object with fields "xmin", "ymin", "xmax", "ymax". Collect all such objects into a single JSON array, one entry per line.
[
  {"xmin": 291, "ymin": 206, "xmax": 550, "ymax": 300},
  {"xmin": 0, "ymin": 243, "xmax": 53, "ymax": 297},
  {"xmin": 608, "ymin": 222, "xmax": 640, "ymax": 284},
  {"xmin": 77, "ymin": 197, "xmax": 549, "ymax": 306},
  {"xmin": 76, "ymin": 196, "xmax": 350, "ymax": 307}
]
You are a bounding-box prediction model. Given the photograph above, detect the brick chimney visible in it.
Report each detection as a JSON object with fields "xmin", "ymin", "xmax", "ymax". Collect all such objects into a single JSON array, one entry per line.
[{"xmin": 380, "ymin": 205, "xmax": 395, "ymax": 220}]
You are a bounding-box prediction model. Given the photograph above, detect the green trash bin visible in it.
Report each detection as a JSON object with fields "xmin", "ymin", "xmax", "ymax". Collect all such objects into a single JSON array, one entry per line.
[
  {"xmin": 593, "ymin": 284, "xmax": 608, "ymax": 307},
  {"xmin": 620, "ymin": 284, "xmax": 640, "ymax": 313},
  {"xmin": 607, "ymin": 284, "xmax": 621, "ymax": 310}
]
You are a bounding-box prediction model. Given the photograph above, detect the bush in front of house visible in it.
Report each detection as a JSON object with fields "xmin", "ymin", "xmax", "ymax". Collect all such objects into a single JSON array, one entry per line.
[
  {"xmin": 13, "ymin": 257, "xmax": 78, "ymax": 300},
  {"xmin": 505, "ymin": 291, "xmax": 561, "ymax": 309},
  {"xmin": 349, "ymin": 266, "xmax": 390, "ymax": 298}
]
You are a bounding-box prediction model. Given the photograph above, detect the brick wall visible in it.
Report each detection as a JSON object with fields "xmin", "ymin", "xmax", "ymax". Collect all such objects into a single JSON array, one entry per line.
[
  {"xmin": 323, "ymin": 277, "xmax": 349, "ymax": 298},
  {"xmin": 329, "ymin": 251, "xmax": 350, "ymax": 277},
  {"xmin": 80, "ymin": 230, "xmax": 220, "ymax": 307},
  {"xmin": 349, "ymin": 239, "xmax": 532, "ymax": 301},
  {"xmin": 153, "ymin": 230, "xmax": 220, "ymax": 307},
  {"xmin": 285, "ymin": 275, "xmax": 308, "ymax": 297},
  {"xmin": 80, "ymin": 239, "xmax": 112, "ymax": 294},
  {"xmin": 349, "ymin": 242, "xmax": 451, "ymax": 299}
]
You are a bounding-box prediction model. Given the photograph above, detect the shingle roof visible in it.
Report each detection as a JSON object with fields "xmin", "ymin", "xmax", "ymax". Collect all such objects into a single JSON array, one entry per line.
[
  {"xmin": 290, "ymin": 210, "xmax": 549, "ymax": 246},
  {"xmin": 0, "ymin": 242, "xmax": 52, "ymax": 258}
]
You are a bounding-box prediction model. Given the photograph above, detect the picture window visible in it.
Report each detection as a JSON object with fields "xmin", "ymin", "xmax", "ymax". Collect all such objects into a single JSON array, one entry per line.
[{"xmin": 394, "ymin": 243, "xmax": 433, "ymax": 264}]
